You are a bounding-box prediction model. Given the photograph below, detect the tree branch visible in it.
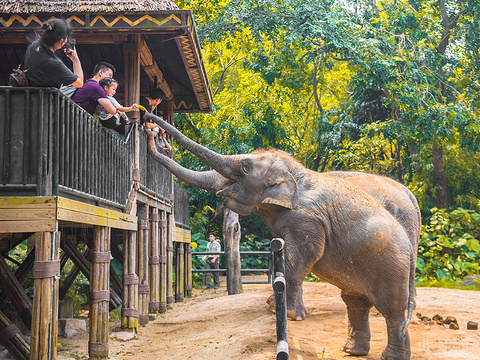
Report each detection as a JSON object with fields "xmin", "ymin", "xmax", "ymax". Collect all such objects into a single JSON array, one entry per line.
[{"xmin": 214, "ymin": 49, "xmax": 246, "ymax": 96}]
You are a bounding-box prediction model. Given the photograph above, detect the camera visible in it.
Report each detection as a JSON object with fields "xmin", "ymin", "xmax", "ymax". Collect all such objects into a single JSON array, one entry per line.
[{"xmin": 63, "ymin": 38, "xmax": 76, "ymax": 55}]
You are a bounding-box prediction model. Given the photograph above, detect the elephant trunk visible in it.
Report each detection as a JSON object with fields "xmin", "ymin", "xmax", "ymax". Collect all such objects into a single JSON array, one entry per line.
[
  {"xmin": 146, "ymin": 131, "xmax": 231, "ymax": 192},
  {"xmin": 144, "ymin": 112, "xmax": 236, "ymax": 179}
]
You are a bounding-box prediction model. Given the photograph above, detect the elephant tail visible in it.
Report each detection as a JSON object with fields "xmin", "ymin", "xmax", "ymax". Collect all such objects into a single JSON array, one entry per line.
[{"xmin": 399, "ymin": 246, "xmax": 416, "ymax": 343}]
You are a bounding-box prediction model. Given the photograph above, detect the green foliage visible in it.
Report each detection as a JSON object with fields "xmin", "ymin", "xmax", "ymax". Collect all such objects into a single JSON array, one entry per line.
[
  {"xmin": 60, "ymin": 245, "xmax": 90, "ymax": 316},
  {"xmin": 239, "ymin": 233, "xmax": 271, "ymax": 270},
  {"xmin": 173, "ymin": 0, "xmax": 480, "ymax": 286},
  {"xmin": 417, "ymin": 207, "xmax": 480, "ymax": 282}
]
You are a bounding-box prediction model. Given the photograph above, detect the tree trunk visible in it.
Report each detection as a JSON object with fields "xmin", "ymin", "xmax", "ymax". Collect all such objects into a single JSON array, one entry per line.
[
  {"xmin": 223, "ymin": 209, "xmax": 243, "ymax": 295},
  {"xmin": 433, "ymin": 140, "xmax": 449, "ymax": 209}
]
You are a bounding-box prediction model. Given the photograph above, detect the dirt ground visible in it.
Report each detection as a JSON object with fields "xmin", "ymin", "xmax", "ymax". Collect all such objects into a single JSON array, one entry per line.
[{"xmin": 45, "ymin": 277, "xmax": 480, "ymax": 359}]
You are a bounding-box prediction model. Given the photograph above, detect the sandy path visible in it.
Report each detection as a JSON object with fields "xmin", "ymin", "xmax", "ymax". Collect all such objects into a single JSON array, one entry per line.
[{"xmin": 51, "ymin": 280, "xmax": 480, "ymax": 359}]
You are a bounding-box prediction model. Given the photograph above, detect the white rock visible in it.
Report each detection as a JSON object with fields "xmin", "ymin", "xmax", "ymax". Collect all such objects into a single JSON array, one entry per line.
[{"xmin": 58, "ymin": 318, "xmax": 87, "ymax": 338}]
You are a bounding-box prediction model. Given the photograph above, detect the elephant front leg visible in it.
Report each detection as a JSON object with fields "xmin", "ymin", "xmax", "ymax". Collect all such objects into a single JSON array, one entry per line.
[
  {"xmin": 341, "ymin": 292, "xmax": 372, "ymax": 356},
  {"xmin": 382, "ymin": 311, "xmax": 411, "ymax": 360},
  {"xmin": 292, "ymin": 288, "xmax": 306, "ymax": 320}
]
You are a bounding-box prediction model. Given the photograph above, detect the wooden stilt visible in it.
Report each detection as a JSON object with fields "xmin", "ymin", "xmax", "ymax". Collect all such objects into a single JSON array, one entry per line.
[
  {"xmin": 0, "ymin": 310, "xmax": 29, "ymax": 360},
  {"xmin": 0, "ymin": 252, "xmax": 32, "ymax": 329},
  {"xmin": 159, "ymin": 211, "xmax": 167, "ymax": 313},
  {"xmin": 88, "ymin": 226, "xmax": 110, "ymax": 359},
  {"xmin": 184, "ymin": 243, "xmax": 192, "ymax": 298},
  {"xmin": 137, "ymin": 204, "xmax": 149, "ymax": 326},
  {"xmin": 166, "ymin": 211, "xmax": 174, "ymax": 307},
  {"xmin": 30, "ymin": 231, "xmax": 60, "ymax": 360},
  {"xmin": 121, "ymin": 230, "xmax": 138, "ymax": 330},
  {"xmin": 148, "ymin": 208, "xmax": 160, "ymax": 314},
  {"xmin": 175, "ymin": 243, "xmax": 184, "ymax": 302}
]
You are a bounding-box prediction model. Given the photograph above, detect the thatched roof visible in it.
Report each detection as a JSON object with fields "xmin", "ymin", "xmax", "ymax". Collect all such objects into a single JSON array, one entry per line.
[{"xmin": 0, "ymin": 0, "xmax": 179, "ymax": 14}]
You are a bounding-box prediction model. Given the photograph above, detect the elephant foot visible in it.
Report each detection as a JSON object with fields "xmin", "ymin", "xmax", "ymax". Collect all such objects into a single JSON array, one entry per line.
[
  {"xmin": 286, "ymin": 310, "xmax": 305, "ymax": 320},
  {"xmin": 341, "ymin": 339, "xmax": 369, "ymax": 356},
  {"xmin": 381, "ymin": 347, "xmax": 411, "ymax": 360},
  {"xmin": 286, "ymin": 310, "xmax": 296, "ymax": 319}
]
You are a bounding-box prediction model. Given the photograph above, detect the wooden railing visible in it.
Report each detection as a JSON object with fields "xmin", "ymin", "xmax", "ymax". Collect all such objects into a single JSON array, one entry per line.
[
  {"xmin": 174, "ymin": 182, "xmax": 190, "ymax": 229},
  {"xmin": 0, "ymin": 86, "xmax": 190, "ymax": 221}
]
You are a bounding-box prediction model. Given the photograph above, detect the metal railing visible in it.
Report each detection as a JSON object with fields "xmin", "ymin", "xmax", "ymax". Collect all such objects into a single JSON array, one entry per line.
[{"xmin": 192, "ymin": 250, "xmax": 273, "ymax": 284}]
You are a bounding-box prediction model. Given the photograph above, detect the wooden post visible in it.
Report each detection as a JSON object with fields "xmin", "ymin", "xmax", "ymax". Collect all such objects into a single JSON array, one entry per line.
[
  {"xmin": 0, "ymin": 252, "xmax": 32, "ymax": 329},
  {"xmin": 270, "ymin": 238, "xmax": 289, "ymax": 360},
  {"xmin": 175, "ymin": 243, "xmax": 184, "ymax": 302},
  {"xmin": 184, "ymin": 243, "xmax": 192, "ymax": 298},
  {"xmin": 159, "ymin": 211, "xmax": 167, "ymax": 313},
  {"xmin": 223, "ymin": 208, "xmax": 243, "ymax": 295},
  {"xmin": 88, "ymin": 226, "xmax": 111, "ymax": 359},
  {"xmin": 30, "ymin": 231, "xmax": 60, "ymax": 360},
  {"xmin": 124, "ymin": 34, "xmax": 141, "ymax": 216},
  {"xmin": 166, "ymin": 98, "xmax": 175, "ymax": 308},
  {"xmin": 148, "ymin": 208, "xmax": 160, "ymax": 314},
  {"xmin": 166, "ymin": 211, "xmax": 174, "ymax": 307},
  {"xmin": 121, "ymin": 230, "xmax": 138, "ymax": 330},
  {"xmin": 137, "ymin": 204, "xmax": 150, "ymax": 326}
]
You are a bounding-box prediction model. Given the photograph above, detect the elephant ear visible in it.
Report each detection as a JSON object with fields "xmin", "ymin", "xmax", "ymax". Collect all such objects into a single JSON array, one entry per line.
[{"xmin": 259, "ymin": 162, "xmax": 299, "ymax": 209}]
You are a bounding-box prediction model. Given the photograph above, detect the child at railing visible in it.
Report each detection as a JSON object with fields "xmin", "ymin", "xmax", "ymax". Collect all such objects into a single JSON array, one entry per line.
[{"xmin": 97, "ymin": 77, "xmax": 138, "ymax": 129}]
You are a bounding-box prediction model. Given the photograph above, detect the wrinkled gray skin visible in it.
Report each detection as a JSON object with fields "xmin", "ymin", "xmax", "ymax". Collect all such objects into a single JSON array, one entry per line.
[{"xmin": 144, "ymin": 112, "xmax": 420, "ymax": 360}]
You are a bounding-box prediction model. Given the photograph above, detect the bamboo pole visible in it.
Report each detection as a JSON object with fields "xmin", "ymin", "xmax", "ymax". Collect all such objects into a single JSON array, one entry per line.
[
  {"xmin": 184, "ymin": 243, "xmax": 192, "ymax": 298},
  {"xmin": 175, "ymin": 243, "xmax": 184, "ymax": 302},
  {"xmin": 30, "ymin": 231, "xmax": 60, "ymax": 360},
  {"xmin": 121, "ymin": 230, "xmax": 138, "ymax": 330},
  {"xmin": 137, "ymin": 204, "xmax": 149, "ymax": 326},
  {"xmin": 159, "ymin": 211, "xmax": 167, "ymax": 313},
  {"xmin": 166, "ymin": 211, "xmax": 174, "ymax": 307},
  {"xmin": 148, "ymin": 208, "xmax": 160, "ymax": 314},
  {"xmin": 88, "ymin": 226, "xmax": 110, "ymax": 359}
]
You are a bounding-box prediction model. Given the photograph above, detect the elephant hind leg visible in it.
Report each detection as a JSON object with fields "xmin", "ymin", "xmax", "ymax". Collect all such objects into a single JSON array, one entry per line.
[
  {"xmin": 381, "ymin": 310, "xmax": 411, "ymax": 360},
  {"xmin": 341, "ymin": 292, "xmax": 372, "ymax": 356}
]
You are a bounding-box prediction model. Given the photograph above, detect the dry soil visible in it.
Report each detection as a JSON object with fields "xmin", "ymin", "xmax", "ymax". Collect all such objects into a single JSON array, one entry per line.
[{"xmin": 51, "ymin": 278, "xmax": 480, "ymax": 359}]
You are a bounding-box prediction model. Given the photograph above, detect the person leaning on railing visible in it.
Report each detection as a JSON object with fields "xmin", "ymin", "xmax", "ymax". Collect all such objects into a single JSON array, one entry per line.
[{"xmin": 24, "ymin": 19, "xmax": 83, "ymax": 89}]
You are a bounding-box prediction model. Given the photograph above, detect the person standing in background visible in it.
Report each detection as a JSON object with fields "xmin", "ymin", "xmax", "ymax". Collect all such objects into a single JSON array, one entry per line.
[{"xmin": 202, "ymin": 233, "xmax": 221, "ymax": 289}]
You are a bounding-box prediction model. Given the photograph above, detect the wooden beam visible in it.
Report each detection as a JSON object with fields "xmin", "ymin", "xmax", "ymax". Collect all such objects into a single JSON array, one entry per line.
[
  {"xmin": 0, "ymin": 310, "xmax": 29, "ymax": 360},
  {"xmin": 0, "ymin": 197, "xmax": 56, "ymax": 233},
  {"xmin": 0, "ymin": 252, "xmax": 32, "ymax": 329},
  {"xmin": 57, "ymin": 197, "xmax": 137, "ymax": 230},
  {"xmin": 174, "ymin": 227, "xmax": 191, "ymax": 243},
  {"xmin": 139, "ymin": 38, "xmax": 173, "ymax": 100},
  {"xmin": 0, "ymin": 196, "xmax": 136, "ymax": 232}
]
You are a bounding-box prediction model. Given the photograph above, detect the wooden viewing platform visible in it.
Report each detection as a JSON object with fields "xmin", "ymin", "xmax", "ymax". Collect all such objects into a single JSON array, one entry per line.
[
  {"xmin": 0, "ymin": 86, "xmax": 193, "ymax": 360},
  {"xmin": 0, "ymin": 1, "xmax": 213, "ymax": 358}
]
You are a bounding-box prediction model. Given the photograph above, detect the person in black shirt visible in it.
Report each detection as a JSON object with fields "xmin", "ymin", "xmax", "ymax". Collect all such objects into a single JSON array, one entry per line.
[{"xmin": 24, "ymin": 19, "xmax": 83, "ymax": 89}]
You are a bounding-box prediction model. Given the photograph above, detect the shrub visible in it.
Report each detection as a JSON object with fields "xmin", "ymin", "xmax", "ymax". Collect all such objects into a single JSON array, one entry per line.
[{"xmin": 416, "ymin": 207, "xmax": 480, "ymax": 282}]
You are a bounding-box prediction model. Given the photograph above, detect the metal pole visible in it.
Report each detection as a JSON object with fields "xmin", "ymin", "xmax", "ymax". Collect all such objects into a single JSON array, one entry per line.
[{"xmin": 270, "ymin": 238, "xmax": 288, "ymax": 360}]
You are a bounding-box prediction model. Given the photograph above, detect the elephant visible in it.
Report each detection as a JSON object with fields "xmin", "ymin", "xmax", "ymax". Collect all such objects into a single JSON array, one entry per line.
[{"xmin": 143, "ymin": 112, "xmax": 420, "ymax": 360}]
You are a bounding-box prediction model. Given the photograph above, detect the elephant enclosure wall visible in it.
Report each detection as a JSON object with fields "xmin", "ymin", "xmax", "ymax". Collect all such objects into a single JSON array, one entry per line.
[{"xmin": 54, "ymin": 280, "xmax": 480, "ymax": 360}]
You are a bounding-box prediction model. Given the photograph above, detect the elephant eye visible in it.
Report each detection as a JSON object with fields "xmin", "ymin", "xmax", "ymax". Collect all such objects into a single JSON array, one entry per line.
[{"xmin": 241, "ymin": 163, "xmax": 250, "ymax": 174}]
